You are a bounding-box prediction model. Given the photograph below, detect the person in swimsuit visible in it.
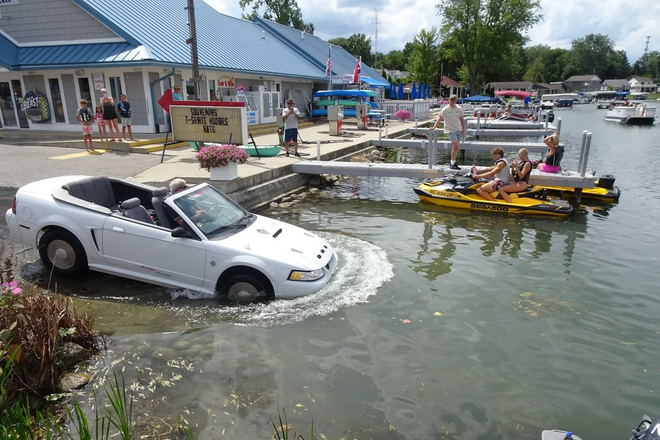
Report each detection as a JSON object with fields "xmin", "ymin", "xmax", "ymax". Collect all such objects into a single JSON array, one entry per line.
[
  {"xmin": 538, "ymin": 133, "xmax": 562, "ymax": 173},
  {"xmin": 100, "ymin": 88, "xmax": 120, "ymax": 141},
  {"xmin": 473, "ymin": 147, "xmax": 511, "ymax": 202},
  {"xmin": 498, "ymin": 148, "xmax": 532, "ymax": 203}
]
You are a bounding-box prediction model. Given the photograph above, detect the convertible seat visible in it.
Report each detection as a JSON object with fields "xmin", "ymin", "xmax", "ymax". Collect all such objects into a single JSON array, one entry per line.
[
  {"xmin": 151, "ymin": 187, "xmax": 172, "ymax": 228},
  {"xmin": 121, "ymin": 198, "xmax": 155, "ymax": 224},
  {"xmin": 62, "ymin": 176, "xmax": 117, "ymax": 209}
]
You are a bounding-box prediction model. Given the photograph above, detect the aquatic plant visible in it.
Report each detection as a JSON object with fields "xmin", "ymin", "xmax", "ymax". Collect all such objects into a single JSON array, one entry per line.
[
  {"xmin": 395, "ymin": 109, "xmax": 412, "ymax": 121},
  {"xmin": 195, "ymin": 143, "xmax": 249, "ymax": 171},
  {"xmin": 270, "ymin": 406, "xmax": 315, "ymax": 440}
]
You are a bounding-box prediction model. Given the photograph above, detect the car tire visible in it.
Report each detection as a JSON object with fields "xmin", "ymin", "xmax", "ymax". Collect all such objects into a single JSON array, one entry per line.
[
  {"xmin": 218, "ymin": 273, "xmax": 273, "ymax": 302},
  {"xmin": 38, "ymin": 229, "xmax": 88, "ymax": 277}
]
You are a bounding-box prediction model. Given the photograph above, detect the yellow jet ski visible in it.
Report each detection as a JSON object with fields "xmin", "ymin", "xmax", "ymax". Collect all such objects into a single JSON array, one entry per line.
[
  {"xmin": 415, "ymin": 173, "xmax": 574, "ymax": 217},
  {"xmin": 531, "ymin": 174, "xmax": 621, "ymax": 203}
]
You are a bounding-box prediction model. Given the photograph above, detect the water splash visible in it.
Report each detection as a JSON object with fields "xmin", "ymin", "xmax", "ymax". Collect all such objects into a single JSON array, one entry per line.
[{"xmin": 167, "ymin": 232, "xmax": 394, "ymax": 326}]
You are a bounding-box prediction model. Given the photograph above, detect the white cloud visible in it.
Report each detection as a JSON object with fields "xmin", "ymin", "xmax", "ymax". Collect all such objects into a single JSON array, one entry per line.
[{"xmin": 205, "ymin": 0, "xmax": 660, "ymax": 63}]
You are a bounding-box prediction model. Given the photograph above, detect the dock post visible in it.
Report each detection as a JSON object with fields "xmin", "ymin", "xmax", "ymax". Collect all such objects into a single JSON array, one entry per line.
[
  {"xmin": 427, "ymin": 130, "xmax": 433, "ymax": 169},
  {"xmin": 385, "ymin": 125, "xmax": 389, "ymax": 138},
  {"xmin": 415, "ymin": 118, "xmax": 418, "ymax": 130},
  {"xmin": 573, "ymin": 189, "xmax": 583, "ymax": 207},
  {"xmin": 317, "ymin": 138, "xmax": 321, "ymax": 161},
  {"xmin": 580, "ymin": 133, "xmax": 592, "ymax": 177},
  {"xmin": 476, "ymin": 112, "xmax": 481, "ymax": 130},
  {"xmin": 379, "ymin": 124, "xmax": 382, "ymax": 143},
  {"xmin": 556, "ymin": 117, "xmax": 562, "ymax": 136},
  {"xmin": 544, "ymin": 111, "xmax": 549, "ymax": 130},
  {"xmin": 577, "ymin": 131, "xmax": 588, "ymax": 172}
]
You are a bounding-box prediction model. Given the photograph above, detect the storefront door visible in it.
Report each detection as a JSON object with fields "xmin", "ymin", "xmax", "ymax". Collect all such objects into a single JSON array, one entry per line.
[
  {"xmin": 11, "ymin": 80, "xmax": 30, "ymax": 128},
  {"xmin": 0, "ymin": 81, "xmax": 18, "ymax": 128}
]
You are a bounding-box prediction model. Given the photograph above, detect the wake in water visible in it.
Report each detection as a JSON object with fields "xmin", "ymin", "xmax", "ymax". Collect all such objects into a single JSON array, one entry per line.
[{"xmin": 169, "ymin": 232, "xmax": 394, "ymax": 326}]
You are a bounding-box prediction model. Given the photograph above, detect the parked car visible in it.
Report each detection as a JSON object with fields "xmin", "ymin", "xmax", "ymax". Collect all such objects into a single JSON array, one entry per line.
[{"xmin": 5, "ymin": 176, "xmax": 338, "ymax": 300}]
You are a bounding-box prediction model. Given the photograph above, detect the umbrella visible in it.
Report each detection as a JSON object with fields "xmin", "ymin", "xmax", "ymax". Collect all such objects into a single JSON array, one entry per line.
[
  {"xmin": 426, "ymin": 84, "xmax": 430, "ymax": 98},
  {"xmin": 390, "ymin": 83, "xmax": 395, "ymax": 99},
  {"xmin": 398, "ymin": 83, "xmax": 404, "ymax": 100},
  {"xmin": 422, "ymin": 83, "xmax": 426, "ymax": 99},
  {"xmin": 411, "ymin": 82, "xmax": 417, "ymax": 100}
]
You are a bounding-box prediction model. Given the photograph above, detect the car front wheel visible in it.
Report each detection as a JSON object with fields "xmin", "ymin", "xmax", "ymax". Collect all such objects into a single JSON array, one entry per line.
[
  {"xmin": 218, "ymin": 273, "xmax": 273, "ymax": 302},
  {"xmin": 38, "ymin": 229, "xmax": 88, "ymax": 277}
]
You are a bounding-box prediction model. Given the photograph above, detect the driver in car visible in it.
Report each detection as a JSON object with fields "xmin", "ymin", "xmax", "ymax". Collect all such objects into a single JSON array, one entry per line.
[{"xmin": 168, "ymin": 178, "xmax": 206, "ymax": 226}]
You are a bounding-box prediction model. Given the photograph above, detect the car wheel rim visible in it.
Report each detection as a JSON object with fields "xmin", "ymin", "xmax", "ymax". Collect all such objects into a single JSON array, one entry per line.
[
  {"xmin": 227, "ymin": 282, "xmax": 261, "ymax": 299},
  {"xmin": 47, "ymin": 240, "xmax": 76, "ymax": 270}
]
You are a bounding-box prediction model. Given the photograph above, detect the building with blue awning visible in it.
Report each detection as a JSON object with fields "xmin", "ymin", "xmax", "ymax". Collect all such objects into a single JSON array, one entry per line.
[{"xmin": 0, "ymin": 0, "xmax": 388, "ymax": 133}]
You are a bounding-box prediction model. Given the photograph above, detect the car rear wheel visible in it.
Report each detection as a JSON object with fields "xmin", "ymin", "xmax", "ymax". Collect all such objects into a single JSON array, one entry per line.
[
  {"xmin": 218, "ymin": 273, "xmax": 273, "ymax": 302},
  {"xmin": 39, "ymin": 230, "xmax": 88, "ymax": 277}
]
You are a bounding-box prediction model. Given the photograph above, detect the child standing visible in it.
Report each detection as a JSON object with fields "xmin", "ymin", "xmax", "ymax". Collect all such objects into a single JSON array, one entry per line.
[
  {"xmin": 95, "ymin": 105, "xmax": 108, "ymax": 142},
  {"xmin": 116, "ymin": 94, "xmax": 135, "ymax": 141},
  {"xmin": 76, "ymin": 99, "xmax": 95, "ymax": 152}
]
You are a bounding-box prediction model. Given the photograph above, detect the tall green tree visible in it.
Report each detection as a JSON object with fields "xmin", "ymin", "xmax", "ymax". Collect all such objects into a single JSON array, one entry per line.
[
  {"xmin": 239, "ymin": 0, "xmax": 314, "ymax": 34},
  {"xmin": 436, "ymin": 0, "xmax": 542, "ymax": 92},
  {"xmin": 632, "ymin": 51, "xmax": 660, "ymax": 78},
  {"xmin": 563, "ymin": 34, "xmax": 623, "ymax": 79},
  {"xmin": 327, "ymin": 34, "xmax": 374, "ymax": 66},
  {"xmin": 407, "ymin": 27, "xmax": 440, "ymax": 86},
  {"xmin": 522, "ymin": 45, "xmax": 569, "ymax": 82},
  {"xmin": 379, "ymin": 50, "xmax": 407, "ymax": 71}
]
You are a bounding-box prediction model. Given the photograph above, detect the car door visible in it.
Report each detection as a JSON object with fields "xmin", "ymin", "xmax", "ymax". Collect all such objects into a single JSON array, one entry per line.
[{"xmin": 101, "ymin": 214, "xmax": 206, "ymax": 290}]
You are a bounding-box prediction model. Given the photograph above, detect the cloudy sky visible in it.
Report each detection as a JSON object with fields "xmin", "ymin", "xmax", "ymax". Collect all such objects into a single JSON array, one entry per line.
[{"xmin": 207, "ymin": 0, "xmax": 659, "ymax": 64}]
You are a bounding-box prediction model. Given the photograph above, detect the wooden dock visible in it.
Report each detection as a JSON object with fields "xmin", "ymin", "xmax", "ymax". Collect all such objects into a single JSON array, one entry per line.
[
  {"xmin": 372, "ymin": 138, "xmax": 553, "ymax": 153},
  {"xmin": 407, "ymin": 127, "xmax": 557, "ymax": 137}
]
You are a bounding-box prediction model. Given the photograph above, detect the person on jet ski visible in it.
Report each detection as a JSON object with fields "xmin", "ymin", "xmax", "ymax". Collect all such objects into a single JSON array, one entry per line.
[
  {"xmin": 498, "ymin": 148, "xmax": 532, "ymax": 203},
  {"xmin": 473, "ymin": 147, "xmax": 511, "ymax": 201},
  {"xmin": 537, "ymin": 133, "xmax": 563, "ymax": 173}
]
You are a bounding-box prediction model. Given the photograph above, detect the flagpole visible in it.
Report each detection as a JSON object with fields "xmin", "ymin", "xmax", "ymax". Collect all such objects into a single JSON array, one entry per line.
[{"xmin": 327, "ymin": 45, "xmax": 332, "ymax": 91}]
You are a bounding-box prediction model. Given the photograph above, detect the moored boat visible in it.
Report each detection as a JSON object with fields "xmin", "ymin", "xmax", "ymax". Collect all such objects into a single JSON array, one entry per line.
[{"xmin": 604, "ymin": 104, "xmax": 656, "ymax": 125}]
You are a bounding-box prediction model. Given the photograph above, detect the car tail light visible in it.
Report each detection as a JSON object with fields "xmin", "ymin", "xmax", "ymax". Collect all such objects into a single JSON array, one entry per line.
[{"xmin": 12, "ymin": 196, "xmax": 17, "ymax": 214}]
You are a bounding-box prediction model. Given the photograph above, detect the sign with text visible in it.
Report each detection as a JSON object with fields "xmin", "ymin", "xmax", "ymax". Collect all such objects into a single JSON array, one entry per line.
[
  {"xmin": 22, "ymin": 90, "xmax": 50, "ymax": 122},
  {"xmin": 92, "ymin": 73, "xmax": 105, "ymax": 90},
  {"xmin": 217, "ymin": 76, "xmax": 235, "ymax": 88},
  {"xmin": 331, "ymin": 74, "xmax": 354, "ymax": 84},
  {"xmin": 170, "ymin": 105, "xmax": 247, "ymax": 144}
]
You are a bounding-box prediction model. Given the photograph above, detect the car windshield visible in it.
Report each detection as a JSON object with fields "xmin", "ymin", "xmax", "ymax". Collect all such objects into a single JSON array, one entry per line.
[{"xmin": 173, "ymin": 186, "xmax": 248, "ymax": 237}]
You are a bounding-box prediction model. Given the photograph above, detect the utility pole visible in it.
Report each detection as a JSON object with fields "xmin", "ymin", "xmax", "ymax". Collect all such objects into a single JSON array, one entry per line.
[
  {"xmin": 373, "ymin": 9, "xmax": 380, "ymax": 66},
  {"xmin": 185, "ymin": 0, "xmax": 201, "ymax": 100}
]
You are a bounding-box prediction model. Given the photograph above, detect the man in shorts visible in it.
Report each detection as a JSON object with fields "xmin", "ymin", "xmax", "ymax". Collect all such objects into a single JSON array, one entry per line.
[
  {"xmin": 116, "ymin": 94, "xmax": 135, "ymax": 141},
  {"xmin": 282, "ymin": 99, "xmax": 300, "ymax": 157},
  {"xmin": 76, "ymin": 99, "xmax": 95, "ymax": 152},
  {"xmin": 430, "ymin": 94, "xmax": 465, "ymax": 170}
]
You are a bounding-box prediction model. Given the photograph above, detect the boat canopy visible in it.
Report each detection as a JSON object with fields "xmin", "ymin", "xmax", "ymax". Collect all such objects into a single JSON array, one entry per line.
[
  {"xmin": 494, "ymin": 90, "xmax": 532, "ymax": 98},
  {"xmin": 458, "ymin": 95, "xmax": 498, "ymax": 103},
  {"xmin": 314, "ymin": 90, "xmax": 377, "ymax": 98}
]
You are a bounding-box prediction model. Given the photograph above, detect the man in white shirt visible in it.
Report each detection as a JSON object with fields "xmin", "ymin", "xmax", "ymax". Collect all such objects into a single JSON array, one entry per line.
[
  {"xmin": 430, "ymin": 94, "xmax": 465, "ymax": 170},
  {"xmin": 282, "ymin": 99, "xmax": 300, "ymax": 157}
]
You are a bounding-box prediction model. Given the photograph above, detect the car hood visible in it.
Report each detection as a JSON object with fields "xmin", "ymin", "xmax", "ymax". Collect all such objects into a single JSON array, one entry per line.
[{"xmin": 216, "ymin": 215, "xmax": 333, "ymax": 270}]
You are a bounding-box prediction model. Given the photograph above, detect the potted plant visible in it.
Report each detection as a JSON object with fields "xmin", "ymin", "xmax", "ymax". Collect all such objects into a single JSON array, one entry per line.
[
  {"xmin": 195, "ymin": 143, "xmax": 250, "ymax": 181},
  {"xmin": 395, "ymin": 109, "xmax": 412, "ymax": 122}
]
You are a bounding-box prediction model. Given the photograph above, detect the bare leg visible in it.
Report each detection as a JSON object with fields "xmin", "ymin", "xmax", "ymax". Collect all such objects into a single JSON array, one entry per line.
[
  {"xmin": 476, "ymin": 182, "xmax": 496, "ymax": 201},
  {"xmin": 83, "ymin": 135, "xmax": 89, "ymax": 151},
  {"xmin": 294, "ymin": 141, "xmax": 299, "ymax": 155},
  {"xmin": 451, "ymin": 141, "xmax": 459, "ymax": 162},
  {"xmin": 128, "ymin": 125, "xmax": 134, "ymax": 140},
  {"xmin": 106, "ymin": 121, "xmax": 116, "ymax": 141},
  {"xmin": 498, "ymin": 182, "xmax": 527, "ymax": 204},
  {"xmin": 122, "ymin": 125, "xmax": 127, "ymax": 140},
  {"xmin": 89, "ymin": 135, "xmax": 94, "ymax": 151},
  {"xmin": 112, "ymin": 119, "xmax": 120, "ymax": 139}
]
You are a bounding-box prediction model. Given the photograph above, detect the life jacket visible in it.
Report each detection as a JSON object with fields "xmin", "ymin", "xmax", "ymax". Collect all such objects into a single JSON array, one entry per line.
[
  {"xmin": 494, "ymin": 158, "xmax": 510, "ymax": 182},
  {"xmin": 513, "ymin": 160, "xmax": 531, "ymax": 183},
  {"xmin": 546, "ymin": 145, "xmax": 564, "ymax": 167}
]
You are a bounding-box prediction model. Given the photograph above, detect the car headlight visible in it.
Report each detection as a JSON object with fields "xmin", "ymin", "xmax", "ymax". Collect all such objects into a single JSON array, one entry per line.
[{"xmin": 288, "ymin": 268, "xmax": 325, "ymax": 282}]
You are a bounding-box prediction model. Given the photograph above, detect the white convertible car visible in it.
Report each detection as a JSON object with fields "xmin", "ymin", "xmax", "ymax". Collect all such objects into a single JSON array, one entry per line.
[{"xmin": 4, "ymin": 176, "xmax": 337, "ymax": 300}]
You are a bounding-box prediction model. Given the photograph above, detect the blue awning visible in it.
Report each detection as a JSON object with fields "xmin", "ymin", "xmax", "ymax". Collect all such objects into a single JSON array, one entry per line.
[
  {"xmin": 360, "ymin": 77, "xmax": 389, "ymax": 88},
  {"xmin": 616, "ymin": 91, "xmax": 629, "ymax": 96}
]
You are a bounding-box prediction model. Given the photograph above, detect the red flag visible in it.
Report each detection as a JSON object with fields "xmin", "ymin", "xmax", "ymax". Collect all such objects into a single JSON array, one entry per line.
[{"xmin": 352, "ymin": 56, "xmax": 361, "ymax": 83}]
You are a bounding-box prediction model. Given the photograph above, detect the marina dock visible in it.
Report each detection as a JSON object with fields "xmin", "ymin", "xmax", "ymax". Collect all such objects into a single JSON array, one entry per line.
[
  {"xmin": 407, "ymin": 127, "xmax": 558, "ymax": 137},
  {"xmin": 372, "ymin": 138, "xmax": 554, "ymax": 153}
]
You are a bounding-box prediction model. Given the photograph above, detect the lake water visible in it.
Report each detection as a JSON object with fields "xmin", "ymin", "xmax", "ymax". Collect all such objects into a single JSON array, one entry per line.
[{"xmin": 4, "ymin": 107, "xmax": 660, "ymax": 439}]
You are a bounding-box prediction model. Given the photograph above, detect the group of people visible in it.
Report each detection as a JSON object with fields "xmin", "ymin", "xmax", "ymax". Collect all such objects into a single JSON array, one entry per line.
[
  {"xmin": 75, "ymin": 89, "xmax": 134, "ymax": 152},
  {"xmin": 474, "ymin": 133, "xmax": 562, "ymax": 203},
  {"xmin": 430, "ymin": 94, "xmax": 563, "ymax": 203}
]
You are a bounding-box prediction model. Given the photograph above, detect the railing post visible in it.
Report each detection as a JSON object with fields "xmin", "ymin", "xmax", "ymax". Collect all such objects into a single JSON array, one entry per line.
[
  {"xmin": 427, "ymin": 130, "xmax": 434, "ymax": 169},
  {"xmin": 544, "ymin": 110, "xmax": 549, "ymax": 129},
  {"xmin": 379, "ymin": 124, "xmax": 382, "ymax": 142},
  {"xmin": 385, "ymin": 125, "xmax": 389, "ymax": 138},
  {"xmin": 316, "ymin": 138, "xmax": 321, "ymax": 161},
  {"xmin": 477, "ymin": 111, "xmax": 481, "ymax": 130},
  {"xmin": 577, "ymin": 130, "xmax": 588, "ymax": 172},
  {"xmin": 556, "ymin": 117, "xmax": 562, "ymax": 136},
  {"xmin": 415, "ymin": 117, "xmax": 418, "ymax": 130},
  {"xmin": 580, "ymin": 133, "xmax": 592, "ymax": 177}
]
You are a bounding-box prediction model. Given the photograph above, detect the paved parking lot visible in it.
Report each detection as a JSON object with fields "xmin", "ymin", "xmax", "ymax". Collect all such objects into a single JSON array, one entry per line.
[{"xmin": 0, "ymin": 143, "xmax": 168, "ymax": 189}]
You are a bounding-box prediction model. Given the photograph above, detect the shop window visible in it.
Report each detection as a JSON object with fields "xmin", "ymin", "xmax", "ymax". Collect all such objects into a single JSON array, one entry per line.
[
  {"xmin": 186, "ymin": 81, "xmax": 197, "ymax": 101},
  {"xmin": 78, "ymin": 78, "xmax": 92, "ymax": 103},
  {"xmin": 109, "ymin": 77, "xmax": 122, "ymax": 100},
  {"xmin": 48, "ymin": 78, "xmax": 66, "ymax": 123},
  {"xmin": 209, "ymin": 79, "xmax": 217, "ymax": 101}
]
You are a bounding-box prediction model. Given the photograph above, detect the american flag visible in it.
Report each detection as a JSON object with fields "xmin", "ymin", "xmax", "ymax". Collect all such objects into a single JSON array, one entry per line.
[{"xmin": 325, "ymin": 46, "xmax": 332, "ymax": 77}]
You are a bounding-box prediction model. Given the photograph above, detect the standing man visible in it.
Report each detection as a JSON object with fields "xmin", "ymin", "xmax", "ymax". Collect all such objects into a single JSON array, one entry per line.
[
  {"xmin": 430, "ymin": 94, "xmax": 465, "ymax": 170},
  {"xmin": 116, "ymin": 94, "xmax": 135, "ymax": 141},
  {"xmin": 282, "ymin": 99, "xmax": 300, "ymax": 157}
]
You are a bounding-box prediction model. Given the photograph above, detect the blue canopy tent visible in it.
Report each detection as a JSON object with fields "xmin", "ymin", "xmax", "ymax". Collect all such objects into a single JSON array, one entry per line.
[
  {"xmin": 398, "ymin": 83, "xmax": 404, "ymax": 100},
  {"xmin": 458, "ymin": 95, "xmax": 498, "ymax": 104},
  {"xmin": 411, "ymin": 82, "xmax": 417, "ymax": 99}
]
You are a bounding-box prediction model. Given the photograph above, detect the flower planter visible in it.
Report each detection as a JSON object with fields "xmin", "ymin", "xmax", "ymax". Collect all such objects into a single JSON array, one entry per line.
[{"xmin": 210, "ymin": 161, "xmax": 238, "ymax": 181}]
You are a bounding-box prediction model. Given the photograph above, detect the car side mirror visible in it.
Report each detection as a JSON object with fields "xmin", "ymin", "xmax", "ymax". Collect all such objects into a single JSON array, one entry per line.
[{"xmin": 171, "ymin": 227, "xmax": 192, "ymax": 238}]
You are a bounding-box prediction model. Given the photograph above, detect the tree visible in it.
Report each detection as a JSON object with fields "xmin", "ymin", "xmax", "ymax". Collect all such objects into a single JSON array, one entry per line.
[
  {"xmin": 563, "ymin": 34, "xmax": 624, "ymax": 79},
  {"xmin": 239, "ymin": 0, "xmax": 314, "ymax": 33},
  {"xmin": 523, "ymin": 57, "xmax": 545, "ymax": 83},
  {"xmin": 380, "ymin": 50, "xmax": 407, "ymax": 71},
  {"xmin": 436, "ymin": 0, "xmax": 542, "ymax": 92},
  {"xmin": 407, "ymin": 27, "xmax": 440, "ymax": 86},
  {"xmin": 522, "ymin": 45, "xmax": 569, "ymax": 82},
  {"xmin": 633, "ymin": 51, "xmax": 660, "ymax": 78},
  {"xmin": 327, "ymin": 34, "xmax": 374, "ymax": 66}
]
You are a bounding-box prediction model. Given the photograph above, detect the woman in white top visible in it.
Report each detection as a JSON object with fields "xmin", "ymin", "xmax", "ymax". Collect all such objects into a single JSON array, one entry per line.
[{"xmin": 473, "ymin": 147, "xmax": 511, "ymax": 202}]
